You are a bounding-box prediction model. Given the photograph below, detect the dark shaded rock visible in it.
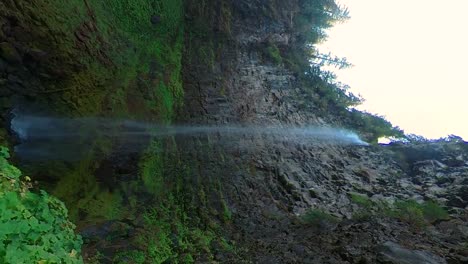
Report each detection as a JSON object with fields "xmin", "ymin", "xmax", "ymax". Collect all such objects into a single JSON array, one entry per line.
[
  {"xmin": 447, "ymin": 196, "xmax": 466, "ymax": 208},
  {"xmin": 24, "ymin": 48, "xmax": 48, "ymax": 65},
  {"xmin": 0, "ymin": 97, "xmax": 13, "ymax": 109},
  {"xmin": 0, "ymin": 58, "xmax": 7, "ymax": 72},
  {"xmin": 377, "ymin": 241, "xmax": 447, "ymax": 264},
  {"xmin": 11, "ymin": 26, "xmax": 33, "ymax": 42},
  {"xmin": 0, "ymin": 42, "xmax": 21, "ymax": 63},
  {"xmin": 457, "ymin": 186, "xmax": 468, "ymax": 201},
  {"xmin": 150, "ymin": 15, "xmax": 161, "ymax": 25},
  {"xmin": 7, "ymin": 74, "xmax": 23, "ymax": 85}
]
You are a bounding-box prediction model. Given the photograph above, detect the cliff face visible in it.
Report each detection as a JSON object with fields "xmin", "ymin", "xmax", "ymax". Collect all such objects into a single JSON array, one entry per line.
[
  {"xmin": 181, "ymin": 1, "xmax": 468, "ymax": 263},
  {"xmin": 183, "ymin": 0, "xmax": 325, "ymax": 126},
  {"xmin": 0, "ymin": 0, "xmax": 467, "ymax": 263}
]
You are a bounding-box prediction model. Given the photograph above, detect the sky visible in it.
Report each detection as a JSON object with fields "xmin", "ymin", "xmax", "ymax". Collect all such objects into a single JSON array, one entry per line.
[{"xmin": 317, "ymin": 0, "xmax": 468, "ymax": 140}]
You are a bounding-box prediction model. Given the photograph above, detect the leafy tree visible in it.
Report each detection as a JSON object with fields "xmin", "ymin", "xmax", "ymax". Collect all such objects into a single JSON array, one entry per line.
[
  {"xmin": 295, "ymin": 0, "xmax": 350, "ymax": 44},
  {"xmin": 343, "ymin": 110, "xmax": 405, "ymax": 143},
  {"xmin": 309, "ymin": 50, "xmax": 353, "ymax": 69},
  {"xmin": 285, "ymin": 0, "xmax": 408, "ymax": 142},
  {"xmin": 442, "ymin": 134, "xmax": 465, "ymax": 143}
]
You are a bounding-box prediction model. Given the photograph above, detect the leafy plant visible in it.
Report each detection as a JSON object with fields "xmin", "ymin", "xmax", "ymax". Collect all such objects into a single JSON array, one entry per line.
[{"xmin": 0, "ymin": 147, "xmax": 83, "ymax": 263}]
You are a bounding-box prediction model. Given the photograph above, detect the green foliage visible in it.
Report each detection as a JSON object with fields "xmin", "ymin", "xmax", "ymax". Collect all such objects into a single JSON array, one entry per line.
[
  {"xmin": 302, "ymin": 209, "xmax": 339, "ymax": 227},
  {"xmin": 421, "ymin": 201, "xmax": 450, "ymax": 222},
  {"xmin": 350, "ymin": 193, "xmax": 373, "ymax": 208},
  {"xmin": 393, "ymin": 200, "xmax": 449, "ymax": 225},
  {"xmin": 295, "ymin": 0, "xmax": 349, "ymax": 43},
  {"xmin": 0, "ymin": 147, "xmax": 83, "ymax": 263},
  {"xmin": 345, "ymin": 110, "xmax": 405, "ymax": 143},
  {"xmin": 185, "ymin": 0, "xmax": 232, "ymax": 75},
  {"xmin": 310, "ymin": 51, "xmax": 352, "ymax": 69},
  {"xmin": 297, "ymin": 66, "xmax": 363, "ymax": 110},
  {"xmin": 264, "ymin": 43, "xmax": 283, "ymax": 64},
  {"xmin": 221, "ymin": 200, "xmax": 232, "ymax": 223},
  {"xmin": 138, "ymin": 193, "xmax": 217, "ymax": 263},
  {"xmin": 114, "ymin": 250, "xmax": 146, "ymax": 264},
  {"xmin": 139, "ymin": 140, "xmax": 165, "ymax": 195},
  {"xmin": 131, "ymin": 143, "xmax": 229, "ymax": 263},
  {"xmin": 156, "ymin": 82, "xmax": 175, "ymax": 122},
  {"xmin": 284, "ymin": 0, "xmax": 406, "ymax": 141},
  {"xmin": 84, "ymin": 190, "xmax": 123, "ymax": 221},
  {"xmin": 392, "ymin": 200, "xmax": 426, "ymax": 227},
  {"xmin": 220, "ymin": 238, "xmax": 234, "ymax": 252},
  {"xmin": 349, "ymin": 195, "xmax": 450, "ymax": 227},
  {"xmin": 93, "ymin": 0, "xmax": 185, "ymax": 116}
]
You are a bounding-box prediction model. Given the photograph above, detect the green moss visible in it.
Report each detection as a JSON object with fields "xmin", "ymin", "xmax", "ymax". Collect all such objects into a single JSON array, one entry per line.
[
  {"xmin": 1, "ymin": 1, "xmax": 237, "ymax": 262},
  {"xmin": 139, "ymin": 140, "xmax": 165, "ymax": 196}
]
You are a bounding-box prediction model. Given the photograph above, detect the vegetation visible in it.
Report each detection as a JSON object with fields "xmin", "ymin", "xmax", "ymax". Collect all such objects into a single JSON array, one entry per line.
[
  {"xmin": 302, "ymin": 208, "xmax": 339, "ymax": 227},
  {"xmin": 263, "ymin": 43, "xmax": 283, "ymax": 64},
  {"xmin": 283, "ymin": 0, "xmax": 405, "ymax": 142},
  {"xmin": 0, "ymin": 147, "xmax": 83, "ymax": 263},
  {"xmin": 1, "ymin": 0, "xmax": 456, "ymax": 262},
  {"xmin": 349, "ymin": 193, "xmax": 373, "ymax": 208},
  {"xmin": 345, "ymin": 110, "xmax": 405, "ymax": 143},
  {"xmin": 349, "ymin": 194, "xmax": 450, "ymax": 227},
  {"xmin": 392, "ymin": 200, "xmax": 450, "ymax": 226}
]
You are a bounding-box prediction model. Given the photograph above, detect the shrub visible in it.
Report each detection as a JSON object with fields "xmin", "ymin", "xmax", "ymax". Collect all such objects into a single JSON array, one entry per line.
[
  {"xmin": 264, "ymin": 43, "xmax": 283, "ymax": 64},
  {"xmin": 350, "ymin": 193, "xmax": 373, "ymax": 208},
  {"xmin": 302, "ymin": 209, "xmax": 339, "ymax": 227},
  {"xmin": 349, "ymin": 196, "xmax": 450, "ymax": 227},
  {"xmin": 393, "ymin": 200, "xmax": 426, "ymax": 227},
  {"xmin": 0, "ymin": 147, "xmax": 83, "ymax": 263},
  {"xmin": 391, "ymin": 200, "xmax": 449, "ymax": 226},
  {"xmin": 421, "ymin": 201, "xmax": 450, "ymax": 223}
]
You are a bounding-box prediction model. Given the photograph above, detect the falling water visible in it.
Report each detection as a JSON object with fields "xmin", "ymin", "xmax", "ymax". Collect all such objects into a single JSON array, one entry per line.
[{"xmin": 10, "ymin": 114, "xmax": 368, "ymax": 160}]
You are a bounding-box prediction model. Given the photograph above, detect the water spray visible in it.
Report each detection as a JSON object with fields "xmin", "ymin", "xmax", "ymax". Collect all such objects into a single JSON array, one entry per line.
[{"xmin": 10, "ymin": 114, "xmax": 368, "ymax": 160}]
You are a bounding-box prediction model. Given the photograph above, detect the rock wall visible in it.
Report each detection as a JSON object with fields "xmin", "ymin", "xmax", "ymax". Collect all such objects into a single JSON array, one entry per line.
[
  {"xmin": 0, "ymin": 0, "xmax": 466, "ymax": 262},
  {"xmin": 181, "ymin": 1, "xmax": 468, "ymax": 263}
]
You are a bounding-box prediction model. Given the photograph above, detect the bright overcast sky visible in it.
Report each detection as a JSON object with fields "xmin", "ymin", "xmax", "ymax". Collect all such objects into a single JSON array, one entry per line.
[{"xmin": 318, "ymin": 0, "xmax": 468, "ymax": 140}]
